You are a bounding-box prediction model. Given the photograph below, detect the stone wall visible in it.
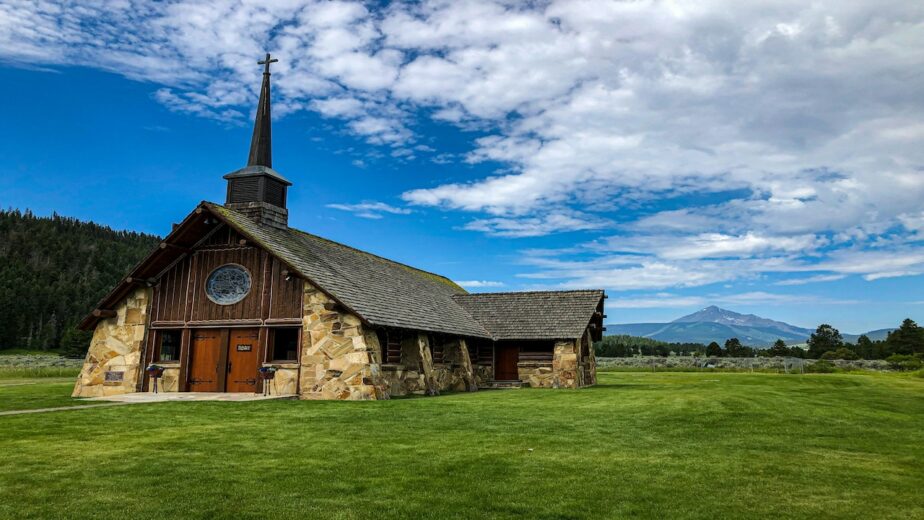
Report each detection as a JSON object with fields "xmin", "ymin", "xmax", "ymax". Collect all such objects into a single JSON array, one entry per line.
[
  {"xmin": 552, "ymin": 340, "xmax": 580, "ymax": 388},
  {"xmin": 432, "ymin": 338, "xmax": 477, "ymax": 392},
  {"xmin": 581, "ymin": 330, "xmax": 597, "ymax": 386},
  {"xmin": 72, "ymin": 287, "xmax": 152, "ymax": 398},
  {"xmin": 261, "ymin": 363, "xmax": 299, "ymax": 396},
  {"xmin": 596, "ymin": 356, "xmax": 895, "ymax": 371},
  {"xmin": 159, "ymin": 365, "xmax": 181, "ymax": 392},
  {"xmin": 473, "ymin": 364, "xmax": 494, "ymax": 387},
  {"xmin": 299, "ymin": 284, "xmax": 384, "ymax": 400},
  {"xmin": 517, "ymin": 361, "xmax": 555, "ymax": 387},
  {"xmin": 377, "ymin": 334, "xmax": 478, "ymax": 396}
]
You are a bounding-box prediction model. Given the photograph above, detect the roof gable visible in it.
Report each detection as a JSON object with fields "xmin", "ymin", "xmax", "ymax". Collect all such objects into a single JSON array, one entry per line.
[
  {"xmin": 82, "ymin": 202, "xmax": 605, "ymax": 341},
  {"xmin": 206, "ymin": 203, "xmax": 490, "ymax": 338}
]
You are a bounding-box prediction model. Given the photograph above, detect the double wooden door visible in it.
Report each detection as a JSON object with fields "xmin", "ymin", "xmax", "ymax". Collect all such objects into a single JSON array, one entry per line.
[{"xmin": 188, "ymin": 328, "xmax": 260, "ymax": 393}]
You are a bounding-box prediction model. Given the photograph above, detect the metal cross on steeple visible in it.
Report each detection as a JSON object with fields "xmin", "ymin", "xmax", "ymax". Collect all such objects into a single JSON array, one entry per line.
[
  {"xmin": 247, "ymin": 53, "xmax": 278, "ymax": 167},
  {"xmin": 258, "ymin": 53, "xmax": 278, "ymax": 75}
]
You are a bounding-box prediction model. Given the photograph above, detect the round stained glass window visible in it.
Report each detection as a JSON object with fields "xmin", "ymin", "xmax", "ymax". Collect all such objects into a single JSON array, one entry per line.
[{"xmin": 205, "ymin": 264, "xmax": 252, "ymax": 305}]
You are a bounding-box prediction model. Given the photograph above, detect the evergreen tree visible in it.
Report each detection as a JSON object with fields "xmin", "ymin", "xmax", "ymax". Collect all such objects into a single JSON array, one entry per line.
[
  {"xmin": 60, "ymin": 326, "xmax": 94, "ymax": 358},
  {"xmin": 0, "ymin": 209, "xmax": 160, "ymax": 350},
  {"xmin": 884, "ymin": 318, "xmax": 924, "ymax": 355},
  {"xmin": 807, "ymin": 324, "xmax": 843, "ymax": 358},
  {"xmin": 724, "ymin": 337, "xmax": 744, "ymax": 356},
  {"xmin": 706, "ymin": 341, "xmax": 723, "ymax": 357},
  {"xmin": 768, "ymin": 338, "xmax": 790, "ymax": 356},
  {"xmin": 855, "ymin": 335, "xmax": 875, "ymax": 359}
]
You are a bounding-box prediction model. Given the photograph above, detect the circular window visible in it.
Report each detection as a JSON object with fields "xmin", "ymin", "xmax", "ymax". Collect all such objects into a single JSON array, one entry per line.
[{"xmin": 205, "ymin": 264, "xmax": 252, "ymax": 305}]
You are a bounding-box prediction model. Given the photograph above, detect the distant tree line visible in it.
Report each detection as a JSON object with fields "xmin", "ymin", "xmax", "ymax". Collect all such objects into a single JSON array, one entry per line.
[
  {"xmin": 594, "ymin": 319, "xmax": 924, "ymax": 370},
  {"xmin": 0, "ymin": 209, "xmax": 160, "ymax": 356}
]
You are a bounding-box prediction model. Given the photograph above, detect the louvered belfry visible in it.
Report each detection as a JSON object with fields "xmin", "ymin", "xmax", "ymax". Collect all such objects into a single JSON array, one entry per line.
[{"xmin": 223, "ymin": 53, "xmax": 292, "ymax": 229}]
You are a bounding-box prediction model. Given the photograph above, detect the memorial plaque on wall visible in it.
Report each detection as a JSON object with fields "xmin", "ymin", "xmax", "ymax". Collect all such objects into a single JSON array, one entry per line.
[{"xmin": 104, "ymin": 371, "xmax": 124, "ymax": 383}]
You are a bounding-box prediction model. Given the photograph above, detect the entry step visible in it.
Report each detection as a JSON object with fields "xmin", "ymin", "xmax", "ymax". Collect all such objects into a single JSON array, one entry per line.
[{"xmin": 480, "ymin": 380, "xmax": 523, "ymax": 389}]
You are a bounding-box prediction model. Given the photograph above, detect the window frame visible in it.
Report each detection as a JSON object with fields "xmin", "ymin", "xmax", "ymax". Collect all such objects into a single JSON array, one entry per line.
[
  {"xmin": 155, "ymin": 329, "xmax": 182, "ymax": 362},
  {"xmin": 378, "ymin": 328, "xmax": 403, "ymax": 365},
  {"xmin": 267, "ymin": 327, "xmax": 301, "ymax": 363}
]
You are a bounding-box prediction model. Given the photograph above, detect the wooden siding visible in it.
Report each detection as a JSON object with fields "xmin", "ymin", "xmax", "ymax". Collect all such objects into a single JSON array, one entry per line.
[{"xmin": 150, "ymin": 224, "xmax": 303, "ymax": 327}]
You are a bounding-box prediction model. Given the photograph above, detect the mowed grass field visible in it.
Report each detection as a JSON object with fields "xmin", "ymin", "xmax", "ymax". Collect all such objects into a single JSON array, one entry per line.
[{"xmin": 1, "ymin": 372, "xmax": 921, "ymax": 519}]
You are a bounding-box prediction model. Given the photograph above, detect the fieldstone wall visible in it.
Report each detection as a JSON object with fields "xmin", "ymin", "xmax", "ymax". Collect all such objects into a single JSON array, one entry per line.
[
  {"xmin": 159, "ymin": 365, "xmax": 181, "ymax": 392},
  {"xmin": 299, "ymin": 284, "xmax": 384, "ymax": 400},
  {"xmin": 582, "ymin": 330, "xmax": 597, "ymax": 386},
  {"xmin": 596, "ymin": 356, "xmax": 895, "ymax": 371},
  {"xmin": 518, "ymin": 361, "xmax": 555, "ymax": 387},
  {"xmin": 432, "ymin": 338, "xmax": 477, "ymax": 392},
  {"xmin": 72, "ymin": 287, "xmax": 151, "ymax": 398},
  {"xmin": 261, "ymin": 364, "xmax": 299, "ymax": 395},
  {"xmin": 552, "ymin": 340, "xmax": 580, "ymax": 388},
  {"xmin": 379, "ymin": 334, "xmax": 428, "ymax": 397},
  {"xmin": 473, "ymin": 364, "xmax": 494, "ymax": 387}
]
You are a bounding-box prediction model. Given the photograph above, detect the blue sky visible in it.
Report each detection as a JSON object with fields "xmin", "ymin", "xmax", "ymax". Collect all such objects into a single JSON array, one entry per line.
[{"xmin": 1, "ymin": 1, "xmax": 923, "ymax": 334}]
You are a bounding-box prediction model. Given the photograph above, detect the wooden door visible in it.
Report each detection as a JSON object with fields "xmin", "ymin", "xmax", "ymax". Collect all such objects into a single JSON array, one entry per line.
[
  {"xmin": 494, "ymin": 344, "xmax": 519, "ymax": 381},
  {"xmin": 226, "ymin": 328, "xmax": 260, "ymax": 393},
  {"xmin": 189, "ymin": 329, "xmax": 223, "ymax": 392}
]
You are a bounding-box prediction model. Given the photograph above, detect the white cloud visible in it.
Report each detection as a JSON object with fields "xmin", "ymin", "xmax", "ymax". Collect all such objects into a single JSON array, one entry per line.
[
  {"xmin": 605, "ymin": 294, "xmax": 707, "ymax": 309},
  {"xmin": 326, "ymin": 201, "xmax": 411, "ymax": 219},
  {"xmin": 455, "ymin": 280, "xmax": 505, "ymax": 288},
  {"xmin": 3, "ymin": 0, "xmax": 924, "ymax": 293},
  {"xmin": 604, "ymin": 232, "xmax": 824, "ymax": 260},
  {"xmin": 775, "ymin": 274, "xmax": 846, "ymax": 286},
  {"xmin": 464, "ymin": 211, "xmax": 609, "ymax": 237}
]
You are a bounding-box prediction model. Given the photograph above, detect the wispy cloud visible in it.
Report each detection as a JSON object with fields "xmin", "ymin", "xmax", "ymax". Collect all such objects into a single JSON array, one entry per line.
[
  {"xmin": 326, "ymin": 201, "xmax": 411, "ymax": 220},
  {"xmin": 775, "ymin": 274, "xmax": 846, "ymax": 286},
  {"xmin": 455, "ymin": 280, "xmax": 505, "ymax": 288}
]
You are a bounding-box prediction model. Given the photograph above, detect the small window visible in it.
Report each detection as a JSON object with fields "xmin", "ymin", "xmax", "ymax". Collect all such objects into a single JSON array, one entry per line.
[
  {"xmin": 428, "ymin": 334, "xmax": 445, "ymax": 364},
  {"xmin": 157, "ymin": 330, "xmax": 181, "ymax": 361},
  {"xmin": 379, "ymin": 329, "xmax": 402, "ymax": 364},
  {"xmin": 270, "ymin": 328, "xmax": 300, "ymax": 361}
]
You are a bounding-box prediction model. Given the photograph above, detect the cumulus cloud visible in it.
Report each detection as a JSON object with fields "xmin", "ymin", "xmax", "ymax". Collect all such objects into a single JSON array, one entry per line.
[{"xmin": 3, "ymin": 0, "xmax": 923, "ymax": 295}]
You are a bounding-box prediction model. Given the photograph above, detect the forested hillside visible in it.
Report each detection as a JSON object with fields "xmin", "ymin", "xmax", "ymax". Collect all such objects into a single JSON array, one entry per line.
[{"xmin": 0, "ymin": 209, "xmax": 160, "ymax": 353}]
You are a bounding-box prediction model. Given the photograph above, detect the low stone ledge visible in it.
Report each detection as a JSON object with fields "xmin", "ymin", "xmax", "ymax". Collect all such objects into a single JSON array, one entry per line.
[{"xmin": 597, "ymin": 356, "xmax": 895, "ymax": 371}]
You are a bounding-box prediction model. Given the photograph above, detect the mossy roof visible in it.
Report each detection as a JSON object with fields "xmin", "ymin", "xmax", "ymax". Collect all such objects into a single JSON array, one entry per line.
[{"xmin": 208, "ymin": 203, "xmax": 491, "ymax": 338}]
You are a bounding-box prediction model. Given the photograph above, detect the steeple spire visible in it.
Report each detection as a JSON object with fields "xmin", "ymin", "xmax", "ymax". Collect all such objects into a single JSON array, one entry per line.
[
  {"xmin": 247, "ymin": 53, "xmax": 278, "ymax": 167},
  {"xmin": 223, "ymin": 53, "xmax": 291, "ymax": 230}
]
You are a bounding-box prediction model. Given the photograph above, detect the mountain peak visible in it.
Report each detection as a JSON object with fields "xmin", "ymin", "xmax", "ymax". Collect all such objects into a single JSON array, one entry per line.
[{"xmin": 674, "ymin": 306, "xmax": 744, "ymax": 324}]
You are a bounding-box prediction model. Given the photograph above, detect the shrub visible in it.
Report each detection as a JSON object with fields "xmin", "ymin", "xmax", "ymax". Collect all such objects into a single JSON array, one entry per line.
[
  {"xmin": 886, "ymin": 354, "xmax": 923, "ymax": 371},
  {"xmin": 807, "ymin": 359, "xmax": 836, "ymax": 373},
  {"xmin": 821, "ymin": 348, "xmax": 859, "ymax": 360}
]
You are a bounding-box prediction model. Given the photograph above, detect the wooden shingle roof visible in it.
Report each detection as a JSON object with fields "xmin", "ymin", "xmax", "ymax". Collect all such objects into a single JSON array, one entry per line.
[
  {"xmin": 208, "ymin": 203, "xmax": 492, "ymax": 338},
  {"xmin": 81, "ymin": 202, "xmax": 605, "ymax": 339},
  {"xmin": 453, "ymin": 290, "xmax": 605, "ymax": 340}
]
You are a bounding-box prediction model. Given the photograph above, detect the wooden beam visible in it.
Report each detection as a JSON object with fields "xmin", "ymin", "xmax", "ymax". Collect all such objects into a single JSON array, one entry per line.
[
  {"xmin": 92, "ymin": 309, "xmax": 117, "ymax": 318},
  {"xmin": 159, "ymin": 242, "xmax": 191, "ymax": 253},
  {"xmin": 125, "ymin": 276, "xmax": 156, "ymax": 286}
]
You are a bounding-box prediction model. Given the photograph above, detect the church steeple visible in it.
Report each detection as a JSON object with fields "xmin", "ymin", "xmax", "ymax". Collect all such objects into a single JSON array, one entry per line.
[
  {"xmin": 247, "ymin": 53, "xmax": 277, "ymax": 167},
  {"xmin": 223, "ymin": 53, "xmax": 292, "ymax": 230}
]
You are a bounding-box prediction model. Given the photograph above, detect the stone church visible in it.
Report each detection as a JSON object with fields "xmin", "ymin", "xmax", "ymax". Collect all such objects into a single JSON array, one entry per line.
[{"xmin": 73, "ymin": 55, "xmax": 606, "ymax": 400}]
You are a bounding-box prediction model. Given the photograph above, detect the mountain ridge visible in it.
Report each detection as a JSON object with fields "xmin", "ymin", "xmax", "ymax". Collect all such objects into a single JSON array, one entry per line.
[{"xmin": 607, "ymin": 306, "xmax": 891, "ymax": 347}]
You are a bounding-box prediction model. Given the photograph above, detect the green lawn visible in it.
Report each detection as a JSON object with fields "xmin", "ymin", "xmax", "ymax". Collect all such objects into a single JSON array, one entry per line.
[
  {"xmin": 0, "ymin": 372, "xmax": 921, "ymax": 519},
  {"xmin": 0, "ymin": 378, "xmax": 83, "ymax": 412}
]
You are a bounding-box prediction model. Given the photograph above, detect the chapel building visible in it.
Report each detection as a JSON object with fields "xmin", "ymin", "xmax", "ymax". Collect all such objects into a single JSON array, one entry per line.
[{"xmin": 73, "ymin": 55, "xmax": 606, "ymax": 400}]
